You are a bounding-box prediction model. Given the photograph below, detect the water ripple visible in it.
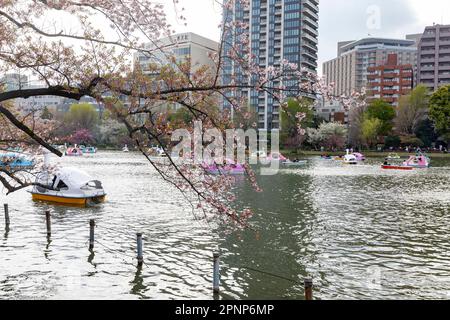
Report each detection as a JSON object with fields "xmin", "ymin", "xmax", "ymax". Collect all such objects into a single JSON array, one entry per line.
[{"xmin": 1, "ymin": 153, "xmax": 449, "ymax": 299}]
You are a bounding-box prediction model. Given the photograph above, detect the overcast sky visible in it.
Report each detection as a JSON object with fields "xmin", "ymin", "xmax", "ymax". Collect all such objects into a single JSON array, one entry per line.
[{"xmin": 164, "ymin": 0, "xmax": 450, "ymax": 74}]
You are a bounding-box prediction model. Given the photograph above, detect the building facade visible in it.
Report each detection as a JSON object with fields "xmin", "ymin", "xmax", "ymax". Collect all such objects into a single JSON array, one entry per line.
[
  {"xmin": 14, "ymin": 83, "xmax": 66, "ymax": 111},
  {"xmin": 222, "ymin": 0, "xmax": 319, "ymax": 130},
  {"xmin": 134, "ymin": 32, "xmax": 219, "ymax": 113},
  {"xmin": 0, "ymin": 75, "xmax": 67, "ymax": 112},
  {"xmin": 135, "ymin": 32, "xmax": 219, "ymax": 76},
  {"xmin": 315, "ymin": 99, "xmax": 348, "ymax": 125},
  {"xmin": 1, "ymin": 73, "xmax": 28, "ymax": 92},
  {"xmin": 417, "ymin": 24, "xmax": 450, "ymax": 91},
  {"xmin": 323, "ymin": 37, "xmax": 417, "ymax": 97},
  {"xmin": 366, "ymin": 53, "xmax": 414, "ymax": 107}
]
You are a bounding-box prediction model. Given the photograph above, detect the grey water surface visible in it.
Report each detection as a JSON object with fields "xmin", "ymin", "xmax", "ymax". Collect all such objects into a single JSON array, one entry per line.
[{"xmin": 1, "ymin": 152, "xmax": 449, "ymax": 300}]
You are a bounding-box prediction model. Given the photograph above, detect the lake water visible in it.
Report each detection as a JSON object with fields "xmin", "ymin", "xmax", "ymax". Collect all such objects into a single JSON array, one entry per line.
[{"xmin": 1, "ymin": 151, "xmax": 449, "ymax": 300}]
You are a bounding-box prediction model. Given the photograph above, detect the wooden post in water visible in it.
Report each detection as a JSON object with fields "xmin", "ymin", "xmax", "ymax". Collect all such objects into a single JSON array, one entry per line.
[
  {"xmin": 304, "ymin": 278, "xmax": 313, "ymax": 300},
  {"xmin": 89, "ymin": 219, "xmax": 95, "ymax": 250},
  {"xmin": 213, "ymin": 252, "xmax": 220, "ymax": 294},
  {"xmin": 45, "ymin": 210, "xmax": 51, "ymax": 236},
  {"xmin": 136, "ymin": 233, "xmax": 143, "ymax": 267},
  {"xmin": 4, "ymin": 204, "xmax": 10, "ymax": 227}
]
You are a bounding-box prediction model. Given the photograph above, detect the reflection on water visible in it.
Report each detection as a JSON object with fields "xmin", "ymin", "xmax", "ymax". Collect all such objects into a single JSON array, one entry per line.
[{"xmin": 0, "ymin": 152, "xmax": 449, "ymax": 299}]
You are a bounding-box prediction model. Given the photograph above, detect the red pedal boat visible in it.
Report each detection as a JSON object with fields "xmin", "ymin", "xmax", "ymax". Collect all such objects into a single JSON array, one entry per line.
[{"xmin": 381, "ymin": 165, "xmax": 413, "ymax": 171}]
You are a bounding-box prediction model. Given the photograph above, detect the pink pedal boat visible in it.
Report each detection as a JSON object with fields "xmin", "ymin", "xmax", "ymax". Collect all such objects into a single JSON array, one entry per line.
[
  {"xmin": 403, "ymin": 153, "xmax": 430, "ymax": 168},
  {"xmin": 352, "ymin": 152, "xmax": 366, "ymax": 161},
  {"xmin": 65, "ymin": 147, "xmax": 83, "ymax": 157},
  {"xmin": 202, "ymin": 160, "xmax": 245, "ymax": 175}
]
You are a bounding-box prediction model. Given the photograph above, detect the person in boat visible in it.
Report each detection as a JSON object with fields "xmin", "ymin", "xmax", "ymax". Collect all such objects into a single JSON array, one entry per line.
[{"xmin": 383, "ymin": 160, "xmax": 389, "ymax": 166}]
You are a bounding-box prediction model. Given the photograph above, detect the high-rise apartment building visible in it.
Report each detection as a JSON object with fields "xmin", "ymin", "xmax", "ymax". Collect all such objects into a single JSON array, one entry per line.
[
  {"xmin": 323, "ymin": 37, "xmax": 417, "ymax": 97},
  {"xmin": 417, "ymin": 24, "xmax": 450, "ymax": 91},
  {"xmin": 222, "ymin": 0, "xmax": 319, "ymax": 130},
  {"xmin": 366, "ymin": 53, "xmax": 414, "ymax": 107}
]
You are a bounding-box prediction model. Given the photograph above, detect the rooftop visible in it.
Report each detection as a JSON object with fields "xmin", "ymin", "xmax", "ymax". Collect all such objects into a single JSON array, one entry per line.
[{"xmin": 338, "ymin": 37, "xmax": 417, "ymax": 56}]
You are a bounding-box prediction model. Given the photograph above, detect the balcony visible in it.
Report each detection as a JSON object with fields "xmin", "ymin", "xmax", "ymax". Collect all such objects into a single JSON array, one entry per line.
[
  {"xmin": 302, "ymin": 7, "xmax": 319, "ymax": 21},
  {"xmin": 303, "ymin": 24, "xmax": 318, "ymax": 37},
  {"xmin": 420, "ymin": 57, "xmax": 436, "ymax": 63},
  {"xmin": 301, "ymin": 32, "xmax": 318, "ymax": 44},
  {"xmin": 382, "ymin": 81, "xmax": 397, "ymax": 86},
  {"xmin": 302, "ymin": 51, "xmax": 317, "ymax": 60},
  {"xmin": 401, "ymin": 71, "xmax": 413, "ymax": 77},
  {"xmin": 400, "ymin": 80, "xmax": 413, "ymax": 86},
  {"xmin": 421, "ymin": 45, "xmax": 436, "ymax": 52},
  {"xmin": 438, "ymin": 79, "xmax": 450, "ymax": 86},
  {"xmin": 301, "ymin": 59, "xmax": 317, "ymax": 69},
  {"xmin": 439, "ymin": 72, "xmax": 450, "ymax": 79},
  {"xmin": 420, "ymin": 73, "xmax": 435, "ymax": 80},
  {"xmin": 301, "ymin": 41, "xmax": 317, "ymax": 52},
  {"xmin": 367, "ymin": 74, "xmax": 380, "ymax": 79},
  {"xmin": 302, "ymin": 15, "xmax": 318, "ymax": 29},
  {"xmin": 420, "ymin": 65, "xmax": 435, "ymax": 71},
  {"xmin": 421, "ymin": 33, "xmax": 436, "ymax": 40},
  {"xmin": 420, "ymin": 47, "xmax": 436, "ymax": 52},
  {"xmin": 439, "ymin": 65, "xmax": 450, "ymax": 71},
  {"xmin": 382, "ymin": 72, "xmax": 398, "ymax": 78},
  {"xmin": 400, "ymin": 87, "xmax": 412, "ymax": 93},
  {"xmin": 304, "ymin": 0, "xmax": 319, "ymax": 12}
]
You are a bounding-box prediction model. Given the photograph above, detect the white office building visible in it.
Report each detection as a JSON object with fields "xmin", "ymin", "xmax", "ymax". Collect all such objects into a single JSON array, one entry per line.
[{"xmin": 135, "ymin": 32, "xmax": 219, "ymax": 76}]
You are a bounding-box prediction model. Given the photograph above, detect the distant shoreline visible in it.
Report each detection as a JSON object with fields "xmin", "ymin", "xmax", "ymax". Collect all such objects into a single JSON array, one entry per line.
[
  {"xmin": 282, "ymin": 150, "xmax": 450, "ymax": 158},
  {"xmin": 73, "ymin": 148, "xmax": 450, "ymax": 158}
]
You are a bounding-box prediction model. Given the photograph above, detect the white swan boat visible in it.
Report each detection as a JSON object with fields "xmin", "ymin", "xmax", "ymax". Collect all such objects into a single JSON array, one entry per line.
[
  {"xmin": 30, "ymin": 167, "xmax": 106, "ymax": 206},
  {"xmin": 343, "ymin": 154, "xmax": 358, "ymax": 165}
]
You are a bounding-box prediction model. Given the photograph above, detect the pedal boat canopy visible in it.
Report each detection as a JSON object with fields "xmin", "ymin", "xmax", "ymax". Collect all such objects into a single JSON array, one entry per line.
[{"xmin": 30, "ymin": 167, "xmax": 106, "ymax": 206}]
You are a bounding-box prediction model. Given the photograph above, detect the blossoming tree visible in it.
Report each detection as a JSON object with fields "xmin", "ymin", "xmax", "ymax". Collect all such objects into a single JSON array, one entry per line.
[{"xmin": 0, "ymin": 0, "xmax": 362, "ymax": 228}]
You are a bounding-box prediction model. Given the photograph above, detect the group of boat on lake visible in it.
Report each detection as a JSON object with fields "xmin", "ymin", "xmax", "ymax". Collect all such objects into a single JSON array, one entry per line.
[
  {"xmin": 320, "ymin": 150, "xmax": 366, "ymax": 165},
  {"xmin": 320, "ymin": 149, "xmax": 431, "ymax": 170},
  {"xmin": 1, "ymin": 145, "xmax": 433, "ymax": 208},
  {"xmin": 0, "ymin": 151, "xmax": 34, "ymax": 169},
  {"xmin": 64, "ymin": 145, "xmax": 97, "ymax": 156},
  {"xmin": 201, "ymin": 152, "xmax": 309, "ymax": 175}
]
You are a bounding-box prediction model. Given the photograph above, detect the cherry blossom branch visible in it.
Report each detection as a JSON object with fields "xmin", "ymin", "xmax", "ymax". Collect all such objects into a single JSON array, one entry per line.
[{"xmin": 0, "ymin": 104, "xmax": 62, "ymax": 157}]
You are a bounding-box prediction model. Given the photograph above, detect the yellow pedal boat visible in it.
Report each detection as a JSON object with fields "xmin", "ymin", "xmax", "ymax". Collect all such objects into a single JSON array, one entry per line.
[{"xmin": 30, "ymin": 167, "xmax": 106, "ymax": 207}]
